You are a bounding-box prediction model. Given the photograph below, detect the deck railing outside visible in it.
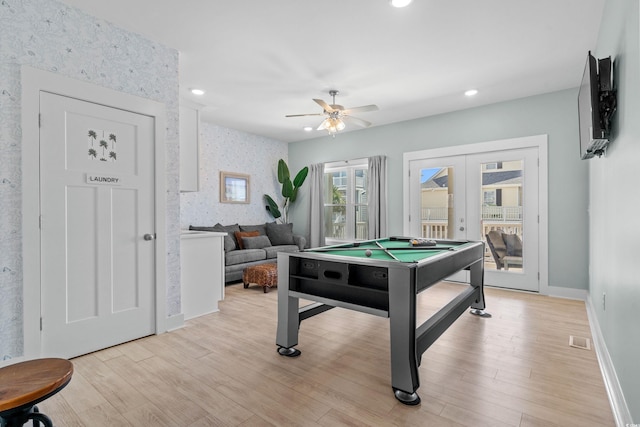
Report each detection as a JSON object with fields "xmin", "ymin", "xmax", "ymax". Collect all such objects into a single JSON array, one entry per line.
[
  {"xmin": 421, "ymin": 206, "xmax": 523, "ymax": 239},
  {"xmin": 421, "ymin": 206, "xmax": 522, "ymax": 222}
]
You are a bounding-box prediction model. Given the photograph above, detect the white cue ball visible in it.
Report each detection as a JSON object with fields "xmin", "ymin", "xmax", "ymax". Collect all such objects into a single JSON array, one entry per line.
[{"xmin": 365, "ymin": 249, "xmax": 372, "ymax": 257}]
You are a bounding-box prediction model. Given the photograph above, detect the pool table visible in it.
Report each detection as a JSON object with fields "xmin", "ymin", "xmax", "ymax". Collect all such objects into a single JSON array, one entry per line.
[{"xmin": 275, "ymin": 236, "xmax": 490, "ymax": 405}]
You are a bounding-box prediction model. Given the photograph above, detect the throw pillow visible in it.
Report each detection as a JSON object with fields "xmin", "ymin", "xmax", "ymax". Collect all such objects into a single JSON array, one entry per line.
[
  {"xmin": 234, "ymin": 230, "xmax": 260, "ymax": 249},
  {"xmin": 189, "ymin": 224, "xmax": 238, "ymax": 252},
  {"xmin": 266, "ymin": 222, "xmax": 295, "ymax": 246},
  {"xmin": 503, "ymin": 234, "xmax": 523, "ymax": 257},
  {"xmin": 242, "ymin": 235, "xmax": 272, "ymax": 249},
  {"xmin": 239, "ymin": 223, "xmax": 267, "ymax": 236}
]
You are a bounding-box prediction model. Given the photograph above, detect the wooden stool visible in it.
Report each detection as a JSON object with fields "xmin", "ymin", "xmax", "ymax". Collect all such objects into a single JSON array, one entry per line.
[
  {"xmin": 0, "ymin": 358, "xmax": 73, "ymax": 427},
  {"xmin": 243, "ymin": 263, "xmax": 278, "ymax": 292}
]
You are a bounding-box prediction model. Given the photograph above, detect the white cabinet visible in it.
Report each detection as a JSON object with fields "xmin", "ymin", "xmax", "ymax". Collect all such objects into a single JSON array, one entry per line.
[
  {"xmin": 180, "ymin": 231, "xmax": 225, "ymax": 320},
  {"xmin": 179, "ymin": 105, "xmax": 199, "ymax": 192}
]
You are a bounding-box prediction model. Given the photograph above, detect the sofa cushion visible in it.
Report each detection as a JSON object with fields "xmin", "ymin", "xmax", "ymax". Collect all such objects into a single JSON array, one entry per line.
[
  {"xmin": 225, "ymin": 249, "xmax": 266, "ymax": 266},
  {"xmin": 239, "ymin": 223, "xmax": 267, "ymax": 236},
  {"xmin": 266, "ymin": 222, "xmax": 295, "ymax": 245},
  {"xmin": 265, "ymin": 245, "xmax": 299, "ymax": 259},
  {"xmin": 189, "ymin": 224, "xmax": 239, "ymax": 252},
  {"xmin": 242, "ymin": 235, "xmax": 272, "ymax": 249},
  {"xmin": 234, "ymin": 230, "xmax": 260, "ymax": 249}
]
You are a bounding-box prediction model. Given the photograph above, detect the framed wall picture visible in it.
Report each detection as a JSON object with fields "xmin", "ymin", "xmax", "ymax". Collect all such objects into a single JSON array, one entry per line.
[{"xmin": 220, "ymin": 171, "xmax": 250, "ymax": 203}]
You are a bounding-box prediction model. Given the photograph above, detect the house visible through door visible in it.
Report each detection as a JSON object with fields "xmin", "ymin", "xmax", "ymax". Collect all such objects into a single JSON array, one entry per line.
[{"xmin": 39, "ymin": 92, "xmax": 156, "ymax": 358}]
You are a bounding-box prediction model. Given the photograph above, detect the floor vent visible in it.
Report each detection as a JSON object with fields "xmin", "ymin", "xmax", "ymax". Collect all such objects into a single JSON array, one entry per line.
[{"xmin": 569, "ymin": 335, "xmax": 592, "ymax": 350}]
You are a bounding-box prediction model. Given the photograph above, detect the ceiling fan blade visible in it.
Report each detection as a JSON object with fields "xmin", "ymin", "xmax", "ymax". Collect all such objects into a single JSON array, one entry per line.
[
  {"xmin": 285, "ymin": 113, "xmax": 324, "ymax": 117},
  {"xmin": 343, "ymin": 116, "xmax": 372, "ymax": 128},
  {"xmin": 313, "ymin": 98, "xmax": 335, "ymax": 113},
  {"xmin": 342, "ymin": 104, "xmax": 379, "ymax": 115}
]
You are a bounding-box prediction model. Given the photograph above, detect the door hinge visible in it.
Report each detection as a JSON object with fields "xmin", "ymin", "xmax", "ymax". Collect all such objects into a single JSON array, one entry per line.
[
  {"xmin": 40, "ymin": 317, "xmax": 43, "ymax": 331},
  {"xmin": 39, "ymin": 215, "xmax": 42, "ymax": 229},
  {"xmin": 38, "ymin": 113, "xmax": 41, "ymax": 128},
  {"xmin": 409, "ymin": 214, "xmax": 411, "ymax": 222}
]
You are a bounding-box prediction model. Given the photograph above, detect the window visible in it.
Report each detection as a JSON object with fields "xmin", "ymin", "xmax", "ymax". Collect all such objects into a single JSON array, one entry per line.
[{"xmin": 323, "ymin": 160, "xmax": 368, "ymax": 242}]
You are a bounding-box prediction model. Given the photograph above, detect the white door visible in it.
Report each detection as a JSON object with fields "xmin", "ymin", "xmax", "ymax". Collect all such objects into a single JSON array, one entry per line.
[
  {"xmin": 409, "ymin": 148, "xmax": 539, "ymax": 292},
  {"xmin": 466, "ymin": 148, "xmax": 539, "ymax": 291},
  {"xmin": 39, "ymin": 92, "xmax": 156, "ymax": 358}
]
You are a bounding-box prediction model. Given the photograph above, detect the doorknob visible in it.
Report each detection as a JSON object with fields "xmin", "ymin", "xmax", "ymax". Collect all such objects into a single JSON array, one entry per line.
[
  {"xmin": 143, "ymin": 233, "xmax": 156, "ymax": 241},
  {"xmin": 459, "ymin": 227, "xmax": 465, "ymax": 231}
]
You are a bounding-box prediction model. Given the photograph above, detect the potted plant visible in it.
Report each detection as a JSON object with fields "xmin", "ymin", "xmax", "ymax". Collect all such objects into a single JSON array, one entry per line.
[{"xmin": 264, "ymin": 159, "xmax": 308, "ymax": 224}]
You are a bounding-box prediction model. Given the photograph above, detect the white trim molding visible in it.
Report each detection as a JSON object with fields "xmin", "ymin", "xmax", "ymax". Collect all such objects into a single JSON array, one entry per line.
[{"xmin": 585, "ymin": 293, "xmax": 634, "ymax": 426}]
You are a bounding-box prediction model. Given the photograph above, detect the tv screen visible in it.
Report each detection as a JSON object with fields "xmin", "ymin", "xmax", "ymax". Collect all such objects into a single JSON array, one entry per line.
[{"xmin": 578, "ymin": 51, "xmax": 615, "ymax": 159}]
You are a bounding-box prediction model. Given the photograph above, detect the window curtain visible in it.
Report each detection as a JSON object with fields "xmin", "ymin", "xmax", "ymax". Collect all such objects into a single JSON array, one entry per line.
[
  {"xmin": 367, "ymin": 155, "xmax": 387, "ymax": 238},
  {"xmin": 308, "ymin": 163, "xmax": 325, "ymax": 248}
]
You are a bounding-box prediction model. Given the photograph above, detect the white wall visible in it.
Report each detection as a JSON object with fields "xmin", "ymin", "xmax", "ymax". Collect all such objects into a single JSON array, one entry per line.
[
  {"xmin": 180, "ymin": 122, "xmax": 289, "ymax": 227},
  {"xmin": 591, "ymin": 0, "xmax": 640, "ymax": 420},
  {"xmin": 0, "ymin": 0, "xmax": 180, "ymax": 359}
]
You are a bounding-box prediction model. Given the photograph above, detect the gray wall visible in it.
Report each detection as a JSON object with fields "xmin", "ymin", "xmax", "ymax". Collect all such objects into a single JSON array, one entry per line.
[
  {"xmin": 591, "ymin": 0, "xmax": 640, "ymax": 420},
  {"xmin": 289, "ymin": 88, "xmax": 589, "ymax": 291}
]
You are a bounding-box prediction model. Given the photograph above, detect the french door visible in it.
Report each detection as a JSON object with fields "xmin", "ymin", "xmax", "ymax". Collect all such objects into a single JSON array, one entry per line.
[{"xmin": 408, "ymin": 147, "xmax": 539, "ymax": 292}]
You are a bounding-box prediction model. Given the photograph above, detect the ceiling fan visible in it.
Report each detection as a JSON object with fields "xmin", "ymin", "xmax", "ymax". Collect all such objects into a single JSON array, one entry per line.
[{"xmin": 286, "ymin": 90, "xmax": 379, "ymax": 135}]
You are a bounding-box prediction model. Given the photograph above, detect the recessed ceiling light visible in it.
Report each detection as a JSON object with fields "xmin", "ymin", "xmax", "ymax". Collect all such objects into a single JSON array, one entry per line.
[
  {"xmin": 303, "ymin": 126, "xmax": 313, "ymax": 132},
  {"xmin": 465, "ymin": 89, "xmax": 478, "ymax": 97},
  {"xmin": 390, "ymin": 0, "xmax": 412, "ymax": 7},
  {"xmin": 190, "ymin": 88, "xmax": 205, "ymax": 96}
]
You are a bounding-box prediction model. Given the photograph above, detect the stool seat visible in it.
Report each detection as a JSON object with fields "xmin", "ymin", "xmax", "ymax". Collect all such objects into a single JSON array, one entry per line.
[{"xmin": 0, "ymin": 358, "xmax": 73, "ymax": 427}]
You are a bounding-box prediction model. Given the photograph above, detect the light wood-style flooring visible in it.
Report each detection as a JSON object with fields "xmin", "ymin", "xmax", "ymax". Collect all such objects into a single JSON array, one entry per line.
[{"xmin": 40, "ymin": 282, "xmax": 615, "ymax": 426}]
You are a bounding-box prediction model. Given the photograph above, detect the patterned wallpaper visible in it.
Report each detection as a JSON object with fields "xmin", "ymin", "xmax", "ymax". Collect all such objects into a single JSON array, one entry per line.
[
  {"xmin": 0, "ymin": 0, "xmax": 180, "ymax": 359},
  {"xmin": 180, "ymin": 122, "xmax": 289, "ymax": 228}
]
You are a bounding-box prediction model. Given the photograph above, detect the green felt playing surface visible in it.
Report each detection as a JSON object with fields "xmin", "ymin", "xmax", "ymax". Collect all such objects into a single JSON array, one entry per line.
[{"xmin": 310, "ymin": 239, "xmax": 473, "ymax": 263}]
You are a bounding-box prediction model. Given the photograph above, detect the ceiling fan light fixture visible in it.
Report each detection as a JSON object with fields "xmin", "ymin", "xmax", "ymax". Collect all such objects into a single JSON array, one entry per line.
[
  {"xmin": 390, "ymin": 0, "xmax": 412, "ymax": 8},
  {"xmin": 320, "ymin": 117, "xmax": 346, "ymax": 134}
]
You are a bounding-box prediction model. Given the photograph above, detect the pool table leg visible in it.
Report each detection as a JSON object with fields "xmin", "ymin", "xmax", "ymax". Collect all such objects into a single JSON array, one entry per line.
[
  {"xmin": 275, "ymin": 256, "xmax": 302, "ymax": 356},
  {"xmin": 388, "ymin": 268, "xmax": 421, "ymax": 405},
  {"xmin": 468, "ymin": 259, "xmax": 492, "ymax": 317}
]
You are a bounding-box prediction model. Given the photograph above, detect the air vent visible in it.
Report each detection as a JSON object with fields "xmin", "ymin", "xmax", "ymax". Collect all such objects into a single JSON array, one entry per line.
[{"xmin": 569, "ymin": 335, "xmax": 592, "ymax": 350}]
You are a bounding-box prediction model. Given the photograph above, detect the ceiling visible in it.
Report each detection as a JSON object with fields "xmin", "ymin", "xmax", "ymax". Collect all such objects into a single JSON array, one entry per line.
[{"xmin": 59, "ymin": 0, "xmax": 606, "ymax": 143}]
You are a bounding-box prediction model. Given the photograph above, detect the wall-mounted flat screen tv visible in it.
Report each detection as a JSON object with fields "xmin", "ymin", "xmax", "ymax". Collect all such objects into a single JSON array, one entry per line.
[{"xmin": 578, "ymin": 51, "xmax": 616, "ymax": 159}]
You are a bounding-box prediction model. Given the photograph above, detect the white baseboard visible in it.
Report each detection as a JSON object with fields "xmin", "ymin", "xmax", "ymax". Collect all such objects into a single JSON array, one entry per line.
[
  {"xmin": 546, "ymin": 286, "xmax": 587, "ymax": 300},
  {"xmin": 165, "ymin": 313, "xmax": 185, "ymax": 332},
  {"xmin": 585, "ymin": 293, "xmax": 634, "ymax": 426}
]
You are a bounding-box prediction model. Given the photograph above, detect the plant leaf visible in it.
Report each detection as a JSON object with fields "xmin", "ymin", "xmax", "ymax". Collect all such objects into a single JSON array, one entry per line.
[
  {"xmin": 293, "ymin": 166, "xmax": 309, "ymax": 188},
  {"xmin": 282, "ymin": 178, "xmax": 293, "ymax": 198},
  {"xmin": 264, "ymin": 194, "xmax": 281, "ymax": 218},
  {"xmin": 277, "ymin": 159, "xmax": 289, "ymax": 184},
  {"xmin": 290, "ymin": 187, "xmax": 299, "ymax": 203}
]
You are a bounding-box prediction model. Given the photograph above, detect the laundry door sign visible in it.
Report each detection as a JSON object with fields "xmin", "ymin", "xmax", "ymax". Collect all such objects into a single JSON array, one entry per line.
[{"xmin": 86, "ymin": 174, "xmax": 123, "ymax": 185}]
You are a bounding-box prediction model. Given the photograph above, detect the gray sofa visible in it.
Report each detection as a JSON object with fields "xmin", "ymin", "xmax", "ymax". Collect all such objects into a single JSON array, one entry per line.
[{"xmin": 189, "ymin": 222, "xmax": 306, "ymax": 283}]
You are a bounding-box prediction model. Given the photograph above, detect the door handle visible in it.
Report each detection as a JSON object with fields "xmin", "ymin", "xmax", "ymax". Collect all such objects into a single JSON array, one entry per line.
[
  {"xmin": 459, "ymin": 227, "xmax": 465, "ymax": 231},
  {"xmin": 143, "ymin": 233, "xmax": 156, "ymax": 241}
]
